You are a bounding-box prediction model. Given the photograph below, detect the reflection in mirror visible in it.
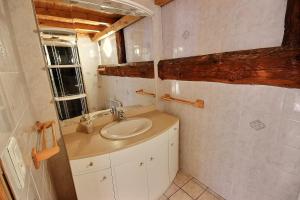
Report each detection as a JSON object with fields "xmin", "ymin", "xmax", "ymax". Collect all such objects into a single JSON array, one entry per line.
[{"xmin": 33, "ymin": 0, "xmax": 155, "ymax": 121}]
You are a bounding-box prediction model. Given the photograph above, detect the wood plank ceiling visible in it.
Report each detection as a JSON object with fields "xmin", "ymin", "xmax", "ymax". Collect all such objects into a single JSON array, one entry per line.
[{"xmin": 33, "ymin": 0, "xmax": 141, "ymax": 41}]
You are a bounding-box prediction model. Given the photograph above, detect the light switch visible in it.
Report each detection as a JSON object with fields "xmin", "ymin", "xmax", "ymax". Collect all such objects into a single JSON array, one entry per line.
[
  {"xmin": 6, "ymin": 137, "xmax": 27, "ymax": 188},
  {"xmin": 1, "ymin": 137, "xmax": 27, "ymax": 200}
]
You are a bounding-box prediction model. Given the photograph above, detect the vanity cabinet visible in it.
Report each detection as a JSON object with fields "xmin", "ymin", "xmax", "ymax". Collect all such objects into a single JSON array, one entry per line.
[
  {"xmin": 145, "ymin": 132, "xmax": 169, "ymax": 200},
  {"xmin": 113, "ymin": 159, "xmax": 148, "ymax": 200},
  {"xmin": 169, "ymin": 123, "xmax": 179, "ymax": 182},
  {"xmin": 70, "ymin": 121, "xmax": 179, "ymax": 200},
  {"xmin": 110, "ymin": 143, "xmax": 148, "ymax": 200},
  {"xmin": 73, "ymin": 169, "xmax": 115, "ymax": 200}
]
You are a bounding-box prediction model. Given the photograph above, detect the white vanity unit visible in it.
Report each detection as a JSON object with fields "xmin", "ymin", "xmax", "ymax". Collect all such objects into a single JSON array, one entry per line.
[{"xmin": 67, "ymin": 112, "xmax": 179, "ymax": 200}]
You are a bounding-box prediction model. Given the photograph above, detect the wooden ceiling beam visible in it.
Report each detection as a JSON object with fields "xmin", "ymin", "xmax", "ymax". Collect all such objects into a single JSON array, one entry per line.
[
  {"xmin": 92, "ymin": 15, "xmax": 142, "ymax": 42},
  {"xmin": 154, "ymin": 0, "xmax": 173, "ymax": 6},
  {"xmin": 36, "ymin": 14, "xmax": 109, "ymax": 27},
  {"xmin": 34, "ymin": 1, "xmax": 120, "ymax": 25},
  {"xmin": 37, "ymin": 19, "xmax": 106, "ymax": 33},
  {"xmin": 115, "ymin": 30, "xmax": 127, "ymax": 64}
]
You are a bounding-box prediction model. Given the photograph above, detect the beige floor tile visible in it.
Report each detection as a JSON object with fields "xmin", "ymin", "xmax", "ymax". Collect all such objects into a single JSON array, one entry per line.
[
  {"xmin": 191, "ymin": 178, "xmax": 208, "ymax": 190},
  {"xmin": 197, "ymin": 191, "xmax": 220, "ymax": 200},
  {"xmin": 182, "ymin": 179, "xmax": 206, "ymax": 199},
  {"xmin": 159, "ymin": 195, "xmax": 168, "ymax": 200},
  {"xmin": 165, "ymin": 183, "xmax": 180, "ymax": 197},
  {"xmin": 174, "ymin": 171, "xmax": 193, "ymax": 187},
  {"xmin": 170, "ymin": 190, "xmax": 193, "ymax": 200}
]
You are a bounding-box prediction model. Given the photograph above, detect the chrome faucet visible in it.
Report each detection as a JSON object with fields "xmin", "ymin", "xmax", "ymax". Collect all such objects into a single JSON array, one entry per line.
[{"xmin": 110, "ymin": 106, "xmax": 126, "ymax": 121}]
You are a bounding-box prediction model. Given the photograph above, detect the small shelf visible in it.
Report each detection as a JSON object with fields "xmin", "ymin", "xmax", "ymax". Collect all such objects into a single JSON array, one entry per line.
[
  {"xmin": 47, "ymin": 64, "xmax": 81, "ymax": 69},
  {"xmin": 54, "ymin": 94, "xmax": 86, "ymax": 101}
]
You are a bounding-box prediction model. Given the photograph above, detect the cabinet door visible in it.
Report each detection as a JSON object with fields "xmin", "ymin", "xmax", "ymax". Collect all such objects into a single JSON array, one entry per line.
[
  {"xmin": 113, "ymin": 159, "xmax": 148, "ymax": 200},
  {"xmin": 169, "ymin": 122, "xmax": 179, "ymax": 182},
  {"xmin": 146, "ymin": 133, "xmax": 169, "ymax": 200},
  {"xmin": 73, "ymin": 169, "xmax": 115, "ymax": 200}
]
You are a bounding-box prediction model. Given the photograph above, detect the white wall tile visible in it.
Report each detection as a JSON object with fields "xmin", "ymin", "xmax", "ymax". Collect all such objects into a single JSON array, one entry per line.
[
  {"xmin": 283, "ymin": 89, "xmax": 300, "ymax": 122},
  {"xmin": 159, "ymin": 1, "xmax": 296, "ymax": 199},
  {"xmin": 279, "ymin": 119, "xmax": 300, "ymax": 149},
  {"xmin": 124, "ymin": 16, "xmax": 153, "ymax": 62},
  {"xmin": 100, "ymin": 76, "xmax": 155, "ymax": 108},
  {"xmin": 99, "ymin": 34, "xmax": 118, "ymax": 65},
  {"xmin": 0, "ymin": 73, "xmax": 27, "ymax": 125},
  {"xmin": 77, "ymin": 35, "xmax": 105, "ymax": 112},
  {"xmin": 162, "ymin": 0, "xmax": 286, "ymax": 59},
  {"xmin": 0, "ymin": 0, "xmax": 57, "ymax": 199}
]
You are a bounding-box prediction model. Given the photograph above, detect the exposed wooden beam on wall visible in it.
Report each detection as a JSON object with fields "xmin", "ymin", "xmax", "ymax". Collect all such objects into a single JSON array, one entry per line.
[
  {"xmin": 282, "ymin": 0, "xmax": 300, "ymax": 48},
  {"xmin": 115, "ymin": 30, "xmax": 127, "ymax": 64},
  {"xmin": 98, "ymin": 61, "xmax": 154, "ymax": 78},
  {"xmin": 158, "ymin": 0, "xmax": 300, "ymax": 89},
  {"xmin": 158, "ymin": 47, "xmax": 300, "ymax": 88},
  {"xmin": 38, "ymin": 19, "xmax": 105, "ymax": 33},
  {"xmin": 155, "ymin": 0, "xmax": 174, "ymax": 6},
  {"xmin": 92, "ymin": 15, "xmax": 142, "ymax": 42}
]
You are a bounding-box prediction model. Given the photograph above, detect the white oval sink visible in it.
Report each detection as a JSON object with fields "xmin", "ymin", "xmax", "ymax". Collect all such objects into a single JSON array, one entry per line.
[{"xmin": 100, "ymin": 118, "xmax": 152, "ymax": 140}]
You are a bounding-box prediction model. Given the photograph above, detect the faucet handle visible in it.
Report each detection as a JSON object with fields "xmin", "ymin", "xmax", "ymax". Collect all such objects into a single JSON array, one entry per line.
[{"xmin": 118, "ymin": 110, "xmax": 126, "ymax": 120}]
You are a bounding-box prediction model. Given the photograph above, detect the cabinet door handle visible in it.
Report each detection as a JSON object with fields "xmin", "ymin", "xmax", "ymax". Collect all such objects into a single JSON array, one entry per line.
[
  {"xmin": 174, "ymin": 127, "xmax": 178, "ymax": 131},
  {"xmin": 170, "ymin": 143, "xmax": 174, "ymax": 146},
  {"xmin": 139, "ymin": 162, "xmax": 144, "ymax": 166},
  {"xmin": 87, "ymin": 162, "xmax": 93, "ymax": 167},
  {"xmin": 150, "ymin": 157, "xmax": 154, "ymax": 161}
]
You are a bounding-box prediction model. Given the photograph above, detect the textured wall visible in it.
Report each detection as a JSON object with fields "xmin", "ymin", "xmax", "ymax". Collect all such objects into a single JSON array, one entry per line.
[
  {"xmin": 7, "ymin": 0, "xmax": 58, "ymax": 128},
  {"xmin": 0, "ymin": 0, "xmax": 57, "ymax": 199},
  {"xmin": 3, "ymin": 0, "xmax": 78, "ymax": 199},
  {"xmin": 101, "ymin": 76, "xmax": 155, "ymax": 107},
  {"xmin": 162, "ymin": 0, "xmax": 286, "ymax": 59},
  {"xmin": 99, "ymin": 33, "xmax": 119, "ymax": 65},
  {"xmin": 159, "ymin": 1, "xmax": 300, "ymax": 200},
  {"xmin": 124, "ymin": 16, "xmax": 153, "ymax": 62},
  {"xmin": 77, "ymin": 35, "xmax": 105, "ymax": 112},
  {"xmin": 99, "ymin": 16, "xmax": 155, "ymax": 108}
]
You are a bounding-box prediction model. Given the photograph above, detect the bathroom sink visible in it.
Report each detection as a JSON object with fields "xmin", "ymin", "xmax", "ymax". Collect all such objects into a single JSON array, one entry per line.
[{"xmin": 100, "ymin": 118, "xmax": 152, "ymax": 139}]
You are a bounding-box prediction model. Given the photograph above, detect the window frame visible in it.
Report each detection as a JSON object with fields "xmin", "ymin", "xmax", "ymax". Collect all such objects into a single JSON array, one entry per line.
[{"xmin": 41, "ymin": 32, "xmax": 89, "ymax": 120}]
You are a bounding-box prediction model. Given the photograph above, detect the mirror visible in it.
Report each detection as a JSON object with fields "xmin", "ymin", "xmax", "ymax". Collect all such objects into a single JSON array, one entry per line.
[{"xmin": 33, "ymin": 0, "xmax": 155, "ymax": 121}]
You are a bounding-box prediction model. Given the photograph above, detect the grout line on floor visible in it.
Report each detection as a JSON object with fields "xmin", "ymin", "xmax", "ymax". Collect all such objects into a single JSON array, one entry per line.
[
  {"xmin": 195, "ymin": 187, "xmax": 208, "ymax": 200},
  {"xmin": 167, "ymin": 172, "xmax": 226, "ymax": 200}
]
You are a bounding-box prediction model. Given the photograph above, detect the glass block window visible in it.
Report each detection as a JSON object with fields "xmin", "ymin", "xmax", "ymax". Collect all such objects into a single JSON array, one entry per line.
[
  {"xmin": 48, "ymin": 67, "xmax": 85, "ymax": 97},
  {"xmin": 41, "ymin": 32, "xmax": 88, "ymax": 120},
  {"xmin": 44, "ymin": 45, "xmax": 79, "ymax": 65},
  {"xmin": 55, "ymin": 97, "xmax": 88, "ymax": 120}
]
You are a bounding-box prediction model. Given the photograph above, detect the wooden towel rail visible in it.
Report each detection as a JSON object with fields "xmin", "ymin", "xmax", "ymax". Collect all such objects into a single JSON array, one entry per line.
[
  {"xmin": 32, "ymin": 121, "xmax": 60, "ymax": 169},
  {"xmin": 136, "ymin": 89, "xmax": 156, "ymax": 97},
  {"xmin": 161, "ymin": 94, "xmax": 204, "ymax": 108}
]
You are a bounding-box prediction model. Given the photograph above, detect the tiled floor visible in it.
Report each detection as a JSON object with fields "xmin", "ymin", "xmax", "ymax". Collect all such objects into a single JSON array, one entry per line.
[{"xmin": 160, "ymin": 171, "xmax": 225, "ymax": 200}]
